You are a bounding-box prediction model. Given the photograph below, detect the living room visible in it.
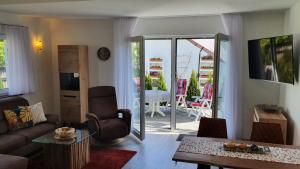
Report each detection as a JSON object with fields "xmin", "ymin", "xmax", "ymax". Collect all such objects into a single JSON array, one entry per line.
[{"xmin": 0, "ymin": 0, "xmax": 300, "ymax": 169}]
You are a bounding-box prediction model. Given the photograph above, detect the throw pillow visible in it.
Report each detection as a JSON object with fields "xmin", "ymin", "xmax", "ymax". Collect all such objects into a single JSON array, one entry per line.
[
  {"xmin": 4, "ymin": 107, "xmax": 33, "ymax": 131},
  {"xmin": 28, "ymin": 102, "xmax": 47, "ymax": 125}
]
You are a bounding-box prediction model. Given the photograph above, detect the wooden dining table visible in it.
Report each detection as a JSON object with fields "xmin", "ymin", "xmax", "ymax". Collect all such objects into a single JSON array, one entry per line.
[{"xmin": 172, "ymin": 137, "xmax": 300, "ymax": 169}]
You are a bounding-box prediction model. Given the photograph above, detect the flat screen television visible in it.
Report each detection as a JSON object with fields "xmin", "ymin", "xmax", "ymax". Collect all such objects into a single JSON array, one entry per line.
[
  {"xmin": 248, "ymin": 35, "xmax": 294, "ymax": 84},
  {"xmin": 60, "ymin": 73, "xmax": 80, "ymax": 91}
]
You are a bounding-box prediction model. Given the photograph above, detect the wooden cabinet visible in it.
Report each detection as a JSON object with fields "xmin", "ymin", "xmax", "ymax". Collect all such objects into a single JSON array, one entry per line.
[
  {"xmin": 253, "ymin": 105, "xmax": 287, "ymax": 144},
  {"xmin": 58, "ymin": 45, "xmax": 89, "ymax": 123}
]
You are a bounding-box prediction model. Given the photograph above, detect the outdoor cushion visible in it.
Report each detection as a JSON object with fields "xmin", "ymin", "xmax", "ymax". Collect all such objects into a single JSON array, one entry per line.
[
  {"xmin": 0, "ymin": 134, "xmax": 27, "ymax": 154},
  {"xmin": 191, "ymin": 102, "xmax": 208, "ymax": 108},
  {"xmin": 12, "ymin": 123, "xmax": 55, "ymax": 141},
  {"xmin": 176, "ymin": 79, "xmax": 187, "ymax": 95},
  {"xmin": 0, "ymin": 154, "xmax": 28, "ymax": 169},
  {"xmin": 98, "ymin": 119, "xmax": 129, "ymax": 140}
]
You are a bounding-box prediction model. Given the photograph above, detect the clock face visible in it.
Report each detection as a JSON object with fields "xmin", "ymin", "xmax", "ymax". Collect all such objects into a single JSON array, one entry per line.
[{"xmin": 97, "ymin": 47, "xmax": 110, "ymax": 61}]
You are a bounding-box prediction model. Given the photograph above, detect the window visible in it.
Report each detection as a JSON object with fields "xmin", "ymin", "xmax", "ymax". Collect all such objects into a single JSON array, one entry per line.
[{"xmin": 0, "ymin": 39, "xmax": 8, "ymax": 94}]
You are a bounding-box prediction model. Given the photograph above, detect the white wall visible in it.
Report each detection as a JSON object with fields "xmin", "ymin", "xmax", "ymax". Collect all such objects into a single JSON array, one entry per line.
[
  {"xmin": 279, "ymin": 0, "xmax": 300, "ymax": 145},
  {"xmin": 48, "ymin": 18, "xmax": 114, "ymax": 114},
  {"xmin": 134, "ymin": 15, "xmax": 225, "ymax": 36},
  {"xmin": 241, "ymin": 11, "xmax": 285, "ymax": 139},
  {"xmin": 0, "ymin": 11, "xmax": 54, "ymax": 114}
]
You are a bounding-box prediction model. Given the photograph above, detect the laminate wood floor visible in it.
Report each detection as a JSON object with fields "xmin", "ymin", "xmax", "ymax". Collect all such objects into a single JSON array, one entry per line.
[{"xmin": 91, "ymin": 133, "xmax": 218, "ymax": 169}]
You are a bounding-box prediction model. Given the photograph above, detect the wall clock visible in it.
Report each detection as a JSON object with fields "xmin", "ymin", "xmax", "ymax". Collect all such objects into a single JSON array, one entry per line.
[{"xmin": 97, "ymin": 47, "xmax": 110, "ymax": 61}]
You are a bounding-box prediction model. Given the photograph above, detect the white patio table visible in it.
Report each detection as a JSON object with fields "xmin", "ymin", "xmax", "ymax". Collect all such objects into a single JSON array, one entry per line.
[{"xmin": 145, "ymin": 90, "xmax": 170, "ymax": 117}]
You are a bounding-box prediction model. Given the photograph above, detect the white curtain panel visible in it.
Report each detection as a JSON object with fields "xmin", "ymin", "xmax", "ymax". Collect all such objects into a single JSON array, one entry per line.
[
  {"xmin": 113, "ymin": 17, "xmax": 138, "ymax": 109},
  {"xmin": 5, "ymin": 25, "xmax": 35, "ymax": 95},
  {"xmin": 221, "ymin": 14, "xmax": 243, "ymax": 139}
]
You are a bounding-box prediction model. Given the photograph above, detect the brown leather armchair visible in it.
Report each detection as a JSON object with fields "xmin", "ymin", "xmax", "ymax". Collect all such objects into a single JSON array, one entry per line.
[{"xmin": 86, "ymin": 86, "xmax": 131, "ymax": 141}]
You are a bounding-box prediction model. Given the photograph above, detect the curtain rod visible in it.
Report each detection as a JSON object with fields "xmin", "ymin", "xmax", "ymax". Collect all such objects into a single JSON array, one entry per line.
[{"xmin": 0, "ymin": 23, "xmax": 27, "ymax": 28}]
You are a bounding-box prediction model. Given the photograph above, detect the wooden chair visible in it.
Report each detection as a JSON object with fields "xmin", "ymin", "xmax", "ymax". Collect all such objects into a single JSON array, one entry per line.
[
  {"xmin": 250, "ymin": 122, "xmax": 284, "ymax": 144},
  {"xmin": 197, "ymin": 117, "xmax": 228, "ymax": 169}
]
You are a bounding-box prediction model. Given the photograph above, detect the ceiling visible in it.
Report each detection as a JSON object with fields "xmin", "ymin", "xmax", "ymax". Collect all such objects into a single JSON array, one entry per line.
[{"xmin": 0, "ymin": 0, "xmax": 297, "ymax": 18}]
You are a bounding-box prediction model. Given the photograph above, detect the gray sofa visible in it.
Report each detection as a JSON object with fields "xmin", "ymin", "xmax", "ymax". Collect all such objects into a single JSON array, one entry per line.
[
  {"xmin": 0, "ymin": 97, "xmax": 57, "ymax": 157},
  {"xmin": 0, "ymin": 154, "xmax": 28, "ymax": 169}
]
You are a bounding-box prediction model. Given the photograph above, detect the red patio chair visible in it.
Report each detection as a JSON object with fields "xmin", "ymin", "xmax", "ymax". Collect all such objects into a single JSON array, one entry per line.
[
  {"xmin": 176, "ymin": 79, "xmax": 188, "ymax": 109},
  {"xmin": 189, "ymin": 83, "xmax": 213, "ymax": 121}
]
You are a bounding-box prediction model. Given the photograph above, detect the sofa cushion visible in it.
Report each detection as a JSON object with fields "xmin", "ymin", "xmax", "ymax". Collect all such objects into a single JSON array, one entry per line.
[
  {"xmin": 0, "ymin": 134, "xmax": 27, "ymax": 154},
  {"xmin": 0, "ymin": 154, "xmax": 28, "ymax": 169},
  {"xmin": 0, "ymin": 97, "xmax": 29, "ymax": 134},
  {"xmin": 12, "ymin": 123, "xmax": 56, "ymax": 141},
  {"xmin": 4, "ymin": 107, "xmax": 33, "ymax": 131},
  {"xmin": 0, "ymin": 121, "xmax": 7, "ymax": 135},
  {"xmin": 28, "ymin": 102, "xmax": 47, "ymax": 125},
  {"xmin": 98, "ymin": 118, "xmax": 129, "ymax": 140}
]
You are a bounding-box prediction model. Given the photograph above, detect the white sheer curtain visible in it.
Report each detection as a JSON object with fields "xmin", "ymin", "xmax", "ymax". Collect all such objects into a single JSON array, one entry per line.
[
  {"xmin": 113, "ymin": 17, "xmax": 138, "ymax": 109},
  {"xmin": 221, "ymin": 14, "xmax": 243, "ymax": 139},
  {"xmin": 4, "ymin": 25, "xmax": 35, "ymax": 95}
]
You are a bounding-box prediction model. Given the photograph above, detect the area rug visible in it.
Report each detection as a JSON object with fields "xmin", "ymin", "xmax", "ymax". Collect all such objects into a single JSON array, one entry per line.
[{"xmin": 28, "ymin": 149, "xmax": 136, "ymax": 169}]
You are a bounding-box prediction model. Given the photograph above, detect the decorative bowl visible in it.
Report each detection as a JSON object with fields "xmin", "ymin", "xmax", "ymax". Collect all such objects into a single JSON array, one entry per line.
[{"xmin": 55, "ymin": 127, "xmax": 76, "ymax": 138}]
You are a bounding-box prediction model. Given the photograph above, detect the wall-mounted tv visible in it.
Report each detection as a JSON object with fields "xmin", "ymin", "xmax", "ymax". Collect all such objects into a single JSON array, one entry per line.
[{"xmin": 248, "ymin": 35, "xmax": 294, "ymax": 84}]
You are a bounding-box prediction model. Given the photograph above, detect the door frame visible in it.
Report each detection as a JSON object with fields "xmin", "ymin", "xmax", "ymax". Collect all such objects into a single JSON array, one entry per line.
[
  {"xmin": 144, "ymin": 35, "xmax": 216, "ymax": 130},
  {"xmin": 130, "ymin": 36, "xmax": 146, "ymax": 140}
]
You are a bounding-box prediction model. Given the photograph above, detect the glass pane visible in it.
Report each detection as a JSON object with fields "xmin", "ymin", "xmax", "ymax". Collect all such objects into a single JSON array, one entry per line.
[
  {"xmin": 131, "ymin": 41, "xmax": 142, "ymax": 134},
  {"xmin": 176, "ymin": 38, "xmax": 215, "ymax": 133},
  {"xmin": 32, "ymin": 129, "xmax": 94, "ymax": 145},
  {"xmin": 217, "ymin": 38, "xmax": 230, "ymax": 118},
  {"xmin": 0, "ymin": 39, "xmax": 7, "ymax": 90},
  {"xmin": 144, "ymin": 39, "xmax": 171, "ymax": 132}
]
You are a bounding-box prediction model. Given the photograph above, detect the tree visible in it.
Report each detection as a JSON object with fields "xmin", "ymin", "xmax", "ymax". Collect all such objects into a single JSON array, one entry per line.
[
  {"xmin": 155, "ymin": 73, "xmax": 167, "ymax": 91},
  {"xmin": 0, "ymin": 80, "xmax": 4, "ymax": 89},
  {"xmin": 145, "ymin": 75, "xmax": 153, "ymax": 90},
  {"xmin": 0, "ymin": 40, "xmax": 5, "ymax": 67},
  {"xmin": 186, "ymin": 70, "xmax": 201, "ymax": 101},
  {"xmin": 131, "ymin": 42, "xmax": 140, "ymax": 77}
]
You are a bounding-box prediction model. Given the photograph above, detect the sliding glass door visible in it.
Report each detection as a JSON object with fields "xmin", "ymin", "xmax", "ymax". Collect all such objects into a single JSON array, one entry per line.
[
  {"xmin": 130, "ymin": 36, "xmax": 145, "ymax": 140},
  {"xmin": 175, "ymin": 38, "xmax": 215, "ymax": 132},
  {"xmin": 131, "ymin": 34, "xmax": 229, "ymax": 137},
  {"xmin": 144, "ymin": 39, "xmax": 172, "ymax": 132},
  {"xmin": 212, "ymin": 33, "xmax": 230, "ymax": 118}
]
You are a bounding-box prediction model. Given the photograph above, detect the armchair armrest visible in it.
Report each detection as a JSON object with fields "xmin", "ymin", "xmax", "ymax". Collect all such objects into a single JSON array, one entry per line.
[
  {"xmin": 117, "ymin": 109, "xmax": 131, "ymax": 131},
  {"xmin": 86, "ymin": 113, "xmax": 100, "ymax": 133}
]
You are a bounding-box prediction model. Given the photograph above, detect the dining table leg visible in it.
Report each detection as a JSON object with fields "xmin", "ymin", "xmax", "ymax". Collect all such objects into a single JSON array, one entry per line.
[
  {"xmin": 151, "ymin": 103, "xmax": 155, "ymax": 117},
  {"xmin": 154, "ymin": 102, "xmax": 166, "ymax": 117}
]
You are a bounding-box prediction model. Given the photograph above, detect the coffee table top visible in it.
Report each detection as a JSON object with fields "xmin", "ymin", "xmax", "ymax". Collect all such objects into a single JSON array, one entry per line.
[{"xmin": 33, "ymin": 129, "xmax": 94, "ymax": 145}]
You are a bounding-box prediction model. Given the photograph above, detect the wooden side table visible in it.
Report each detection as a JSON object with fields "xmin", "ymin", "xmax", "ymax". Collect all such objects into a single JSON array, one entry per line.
[
  {"xmin": 33, "ymin": 130, "xmax": 93, "ymax": 169},
  {"xmin": 253, "ymin": 105, "xmax": 287, "ymax": 144}
]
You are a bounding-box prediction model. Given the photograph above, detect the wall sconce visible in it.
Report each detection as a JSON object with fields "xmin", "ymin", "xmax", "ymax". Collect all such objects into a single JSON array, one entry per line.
[{"xmin": 34, "ymin": 40, "xmax": 43, "ymax": 53}]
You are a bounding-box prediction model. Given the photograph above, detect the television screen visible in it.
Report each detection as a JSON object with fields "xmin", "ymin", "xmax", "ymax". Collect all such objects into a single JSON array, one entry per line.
[
  {"xmin": 248, "ymin": 35, "xmax": 294, "ymax": 84},
  {"xmin": 60, "ymin": 73, "xmax": 80, "ymax": 91}
]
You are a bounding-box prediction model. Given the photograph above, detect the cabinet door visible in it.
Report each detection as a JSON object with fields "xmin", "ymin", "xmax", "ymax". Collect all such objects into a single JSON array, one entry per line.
[
  {"xmin": 58, "ymin": 45, "xmax": 79, "ymax": 73},
  {"xmin": 60, "ymin": 93, "xmax": 81, "ymax": 123}
]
